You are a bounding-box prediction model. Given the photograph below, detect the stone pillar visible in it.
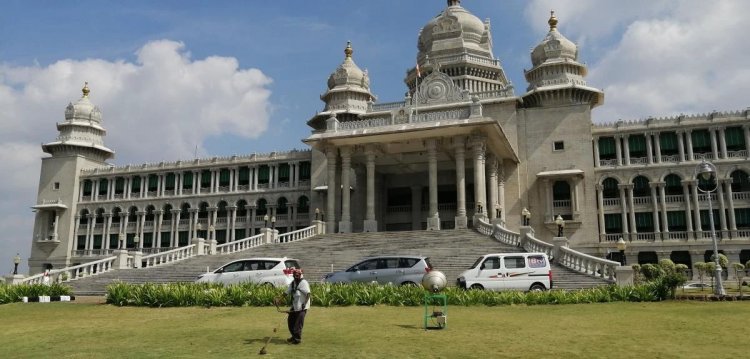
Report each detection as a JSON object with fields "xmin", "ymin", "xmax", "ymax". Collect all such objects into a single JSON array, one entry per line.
[
  {"xmin": 690, "ymin": 181, "xmax": 702, "ymax": 235},
  {"xmin": 615, "ymin": 266, "xmax": 634, "ymax": 286},
  {"xmin": 487, "ymin": 155, "xmax": 498, "ymax": 220},
  {"xmin": 709, "ymin": 127, "xmax": 719, "ymax": 160},
  {"xmin": 595, "ymin": 184, "xmax": 606, "ymax": 238},
  {"xmin": 645, "ymin": 132, "xmax": 653, "ymax": 164},
  {"xmin": 718, "ymin": 127, "xmax": 728, "ymax": 159},
  {"xmin": 426, "ymin": 139, "xmax": 440, "ymax": 230},
  {"xmin": 724, "ymin": 179, "xmax": 737, "ymax": 232},
  {"xmin": 326, "ymin": 147, "xmax": 337, "ymax": 233},
  {"xmin": 155, "ymin": 210, "xmax": 163, "ymax": 248},
  {"xmin": 618, "ymin": 184, "xmax": 629, "ymax": 237},
  {"xmin": 626, "ymin": 185, "xmax": 637, "ymax": 237},
  {"xmin": 192, "ymin": 237, "xmax": 206, "ymax": 256},
  {"xmin": 471, "ymin": 135, "xmax": 487, "ymax": 218},
  {"xmin": 681, "ymin": 181, "xmax": 694, "ymax": 233},
  {"xmin": 364, "ymin": 145, "xmax": 378, "ymax": 232},
  {"xmin": 653, "ymin": 132, "xmax": 662, "ymax": 163},
  {"xmin": 716, "ymin": 181, "xmax": 728, "ymax": 237},
  {"xmin": 685, "ymin": 130, "xmax": 694, "ymax": 161},
  {"xmin": 593, "ymin": 137, "xmax": 600, "ymax": 168},
  {"xmin": 615, "ymin": 135, "xmax": 623, "ymax": 166},
  {"xmin": 171, "ymin": 209, "xmax": 181, "ymax": 247},
  {"xmin": 623, "ymin": 134, "xmax": 631, "ymax": 166},
  {"xmin": 676, "ymin": 130, "xmax": 685, "ymax": 162},
  {"xmin": 339, "ymin": 146, "xmax": 352, "ymax": 233},
  {"xmin": 454, "ymin": 137, "xmax": 468, "ymax": 229},
  {"xmin": 229, "ymin": 206, "xmax": 237, "ymax": 242},
  {"xmin": 657, "ymin": 182, "xmax": 669, "ymax": 234},
  {"xmin": 744, "ymin": 125, "xmax": 750, "ymax": 153},
  {"xmin": 649, "ymin": 184, "xmax": 660, "ymax": 238},
  {"xmin": 114, "ymin": 249, "xmax": 130, "ymax": 269}
]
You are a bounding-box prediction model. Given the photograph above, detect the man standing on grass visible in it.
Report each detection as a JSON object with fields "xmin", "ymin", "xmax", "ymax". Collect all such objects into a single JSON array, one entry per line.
[{"xmin": 276, "ymin": 268, "xmax": 310, "ymax": 344}]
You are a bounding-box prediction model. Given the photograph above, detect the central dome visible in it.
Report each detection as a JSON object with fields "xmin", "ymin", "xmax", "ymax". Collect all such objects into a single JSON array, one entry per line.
[{"xmin": 417, "ymin": 0, "xmax": 490, "ymax": 58}]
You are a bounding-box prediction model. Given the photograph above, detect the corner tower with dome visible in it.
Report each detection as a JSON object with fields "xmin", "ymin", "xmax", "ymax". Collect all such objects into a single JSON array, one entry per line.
[{"xmin": 25, "ymin": 1, "xmax": 750, "ymax": 276}]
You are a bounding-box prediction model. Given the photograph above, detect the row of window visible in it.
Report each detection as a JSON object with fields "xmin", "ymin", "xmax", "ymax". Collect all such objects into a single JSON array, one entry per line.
[
  {"xmin": 81, "ymin": 162, "xmax": 312, "ymax": 196},
  {"xmin": 600, "ymin": 170, "xmax": 750, "ymax": 198},
  {"xmin": 598, "ymin": 127, "xmax": 747, "ymax": 159},
  {"xmin": 77, "ymin": 196, "xmax": 310, "ymax": 224},
  {"xmin": 603, "ymin": 208, "xmax": 750, "ymax": 232}
]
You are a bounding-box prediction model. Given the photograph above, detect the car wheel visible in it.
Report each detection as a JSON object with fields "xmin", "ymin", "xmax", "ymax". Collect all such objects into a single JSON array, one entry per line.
[
  {"xmin": 470, "ymin": 284, "xmax": 484, "ymax": 290},
  {"xmin": 263, "ymin": 282, "xmax": 274, "ymax": 287},
  {"xmin": 529, "ymin": 283, "xmax": 546, "ymax": 292},
  {"xmin": 400, "ymin": 281, "xmax": 418, "ymax": 287}
]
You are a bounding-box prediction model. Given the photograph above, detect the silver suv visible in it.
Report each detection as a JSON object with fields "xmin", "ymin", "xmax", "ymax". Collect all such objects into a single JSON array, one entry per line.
[{"xmin": 322, "ymin": 256, "xmax": 433, "ymax": 286}]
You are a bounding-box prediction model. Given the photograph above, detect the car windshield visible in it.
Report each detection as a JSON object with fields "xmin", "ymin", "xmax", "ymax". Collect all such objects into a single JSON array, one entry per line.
[{"xmin": 469, "ymin": 256, "xmax": 484, "ymax": 269}]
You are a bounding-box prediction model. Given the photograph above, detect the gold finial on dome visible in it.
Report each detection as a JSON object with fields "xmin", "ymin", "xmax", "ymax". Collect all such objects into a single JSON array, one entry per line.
[
  {"xmin": 548, "ymin": 11, "xmax": 558, "ymax": 30},
  {"xmin": 344, "ymin": 41, "xmax": 353, "ymax": 58},
  {"xmin": 82, "ymin": 82, "xmax": 90, "ymax": 97}
]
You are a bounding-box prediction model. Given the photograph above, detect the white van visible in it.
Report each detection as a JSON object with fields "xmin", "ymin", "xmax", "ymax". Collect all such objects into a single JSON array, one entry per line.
[{"xmin": 456, "ymin": 253, "xmax": 552, "ymax": 291}]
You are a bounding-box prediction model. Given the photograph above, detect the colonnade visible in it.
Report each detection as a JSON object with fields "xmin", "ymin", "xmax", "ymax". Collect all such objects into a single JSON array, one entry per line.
[{"xmin": 324, "ymin": 134, "xmax": 507, "ymax": 233}]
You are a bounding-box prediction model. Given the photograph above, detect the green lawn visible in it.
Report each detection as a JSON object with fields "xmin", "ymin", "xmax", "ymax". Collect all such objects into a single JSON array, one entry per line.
[{"xmin": 0, "ymin": 301, "xmax": 747, "ymax": 358}]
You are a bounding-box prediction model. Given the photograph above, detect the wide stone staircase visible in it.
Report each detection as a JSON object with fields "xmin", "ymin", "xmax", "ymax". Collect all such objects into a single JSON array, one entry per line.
[{"xmin": 68, "ymin": 229, "xmax": 609, "ymax": 295}]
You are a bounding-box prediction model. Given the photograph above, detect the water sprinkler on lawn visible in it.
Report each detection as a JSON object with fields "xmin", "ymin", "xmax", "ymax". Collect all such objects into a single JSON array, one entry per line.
[{"xmin": 421, "ymin": 270, "xmax": 448, "ymax": 329}]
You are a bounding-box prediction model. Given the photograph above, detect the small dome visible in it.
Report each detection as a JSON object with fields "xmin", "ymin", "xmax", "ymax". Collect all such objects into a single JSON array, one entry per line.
[
  {"xmin": 64, "ymin": 82, "xmax": 102, "ymax": 123},
  {"xmin": 418, "ymin": 1, "xmax": 488, "ymax": 56},
  {"xmin": 326, "ymin": 41, "xmax": 370, "ymax": 90},
  {"xmin": 530, "ymin": 11, "xmax": 578, "ymax": 67}
]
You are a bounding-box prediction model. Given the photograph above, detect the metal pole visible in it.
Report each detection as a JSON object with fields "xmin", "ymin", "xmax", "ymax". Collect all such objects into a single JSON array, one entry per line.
[{"xmin": 706, "ymin": 192, "xmax": 726, "ymax": 296}]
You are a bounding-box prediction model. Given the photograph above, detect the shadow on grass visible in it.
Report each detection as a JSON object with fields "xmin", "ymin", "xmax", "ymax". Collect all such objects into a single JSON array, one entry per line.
[{"xmin": 396, "ymin": 324, "xmax": 420, "ymax": 330}]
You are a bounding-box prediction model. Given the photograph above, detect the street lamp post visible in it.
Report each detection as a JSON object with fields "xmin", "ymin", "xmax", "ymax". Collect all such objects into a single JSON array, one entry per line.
[
  {"xmin": 118, "ymin": 233, "xmax": 125, "ymax": 249},
  {"xmin": 196, "ymin": 223, "xmax": 203, "ymax": 238},
  {"xmin": 521, "ymin": 208, "xmax": 530, "ymax": 226},
  {"xmin": 555, "ymin": 215, "xmax": 565, "ymax": 237},
  {"xmin": 321, "ymin": 211, "xmax": 325, "ymax": 222},
  {"xmin": 264, "ymin": 214, "xmax": 269, "ymax": 228},
  {"xmin": 315, "ymin": 208, "xmax": 320, "ymax": 221},
  {"xmin": 695, "ymin": 160, "xmax": 726, "ymax": 296},
  {"xmin": 133, "ymin": 235, "xmax": 140, "ymax": 249},
  {"xmin": 208, "ymin": 225, "xmax": 215, "ymax": 241},
  {"xmin": 271, "ymin": 216, "xmax": 276, "ymax": 230},
  {"xmin": 13, "ymin": 253, "xmax": 21, "ymax": 275},
  {"xmin": 616, "ymin": 237, "xmax": 627, "ymax": 266}
]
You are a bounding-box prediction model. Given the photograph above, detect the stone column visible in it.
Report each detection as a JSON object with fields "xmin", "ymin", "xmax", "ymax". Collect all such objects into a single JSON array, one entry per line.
[
  {"xmin": 364, "ymin": 145, "xmax": 378, "ymax": 232},
  {"xmin": 709, "ymin": 127, "xmax": 719, "ymax": 160},
  {"xmin": 744, "ymin": 125, "xmax": 750, "ymax": 153},
  {"xmin": 649, "ymin": 184, "xmax": 660, "ymax": 238},
  {"xmin": 681, "ymin": 181, "xmax": 694, "ymax": 233},
  {"xmin": 595, "ymin": 184, "xmax": 605, "ymax": 237},
  {"xmin": 685, "ymin": 130, "xmax": 694, "ymax": 161},
  {"xmin": 645, "ymin": 132, "xmax": 653, "ymax": 164},
  {"xmin": 690, "ymin": 181, "xmax": 702, "ymax": 236},
  {"xmin": 544, "ymin": 178, "xmax": 553, "ymax": 222},
  {"xmin": 426, "ymin": 139, "xmax": 440, "ymax": 230},
  {"xmin": 718, "ymin": 127, "xmax": 728, "ymax": 159},
  {"xmin": 339, "ymin": 146, "xmax": 352, "ymax": 233},
  {"xmin": 189, "ymin": 208, "xmax": 198, "ymax": 239},
  {"xmin": 171, "ymin": 209, "xmax": 181, "ymax": 247},
  {"xmin": 93, "ymin": 180, "xmax": 99, "ymax": 201},
  {"xmin": 626, "ymin": 184, "xmax": 637, "ymax": 237},
  {"xmin": 618, "ymin": 184, "xmax": 629, "ymax": 237},
  {"xmin": 471, "ymin": 135, "xmax": 487, "ymax": 218},
  {"xmin": 676, "ymin": 130, "xmax": 685, "ymax": 162},
  {"xmin": 453, "ymin": 137, "xmax": 468, "ymax": 229},
  {"xmin": 86, "ymin": 214, "xmax": 94, "ymax": 251},
  {"xmin": 252, "ymin": 166, "xmax": 259, "ymax": 191},
  {"xmin": 653, "ymin": 132, "xmax": 662, "ymax": 163},
  {"xmin": 716, "ymin": 181, "xmax": 728, "ymax": 237},
  {"xmin": 487, "ymin": 155, "xmax": 498, "ymax": 220},
  {"xmin": 724, "ymin": 179, "xmax": 737, "ymax": 233},
  {"xmin": 137, "ymin": 211, "xmax": 145, "ymax": 249},
  {"xmin": 229, "ymin": 206, "xmax": 237, "ymax": 241},
  {"xmin": 103, "ymin": 213, "xmax": 112, "ymax": 250},
  {"xmin": 623, "ymin": 134, "xmax": 631, "ymax": 166},
  {"xmin": 657, "ymin": 182, "xmax": 669, "ymax": 234},
  {"xmin": 155, "ymin": 210, "xmax": 163, "ymax": 248},
  {"xmin": 411, "ymin": 185, "xmax": 422, "ymax": 230},
  {"xmin": 326, "ymin": 147, "xmax": 337, "ymax": 233},
  {"xmin": 615, "ymin": 135, "xmax": 623, "ymax": 166},
  {"xmin": 52, "ymin": 210, "xmax": 60, "ymax": 241}
]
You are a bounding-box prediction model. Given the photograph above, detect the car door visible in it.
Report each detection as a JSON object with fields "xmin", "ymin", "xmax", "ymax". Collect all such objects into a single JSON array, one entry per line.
[
  {"xmin": 500, "ymin": 255, "xmax": 528, "ymax": 290},
  {"xmin": 215, "ymin": 260, "xmax": 245, "ymax": 285},
  {"xmin": 255, "ymin": 260, "xmax": 281, "ymax": 285},
  {"xmin": 477, "ymin": 256, "xmax": 502, "ymax": 290},
  {"xmin": 375, "ymin": 257, "xmax": 401, "ymax": 284},
  {"xmin": 348, "ymin": 259, "xmax": 379, "ymax": 283}
]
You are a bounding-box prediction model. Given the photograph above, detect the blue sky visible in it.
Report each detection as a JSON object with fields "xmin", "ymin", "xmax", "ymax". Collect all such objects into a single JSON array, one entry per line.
[{"xmin": 1, "ymin": 0, "xmax": 749, "ymax": 274}]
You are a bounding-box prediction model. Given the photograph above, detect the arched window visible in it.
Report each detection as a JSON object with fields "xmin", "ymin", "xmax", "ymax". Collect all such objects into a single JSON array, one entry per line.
[
  {"xmin": 79, "ymin": 209, "xmax": 90, "ymax": 224},
  {"xmin": 664, "ymin": 174, "xmax": 682, "ymax": 196},
  {"xmin": 95, "ymin": 208, "xmax": 105, "ymax": 224},
  {"xmin": 128, "ymin": 207, "xmax": 138, "ymax": 222},
  {"xmin": 162, "ymin": 204, "xmax": 173, "ymax": 221},
  {"xmin": 198, "ymin": 202, "xmax": 209, "ymax": 219},
  {"xmin": 552, "ymin": 181, "xmax": 571, "ymax": 201},
  {"xmin": 180, "ymin": 203, "xmax": 191, "ymax": 216},
  {"xmin": 145, "ymin": 206, "xmax": 156, "ymax": 221},
  {"xmin": 236, "ymin": 200, "xmax": 248, "ymax": 217},
  {"xmin": 731, "ymin": 170, "xmax": 750, "ymax": 193},
  {"xmin": 111, "ymin": 207, "xmax": 122, "ymax": 223},
  {"xmin": 297, "ymin": 196, "xmax": 309, "ymax": 213},
  {"xmin": 256, "ymin": 199, "xmax": 268, "ymax": 216},
  {"xmin": 632, "ymin": 176, "xmax": 650, "ymax": 197},
  {"xmin": 602, "ymin": 178, "xmax": 619, "ymax": 198},
  {"xmin": 277, "ymin": 197, "xmax": 288, "ymax": 215},
  {"xmin": 217, "ymin": 201, "xmax": 228, "ymax": 218}
]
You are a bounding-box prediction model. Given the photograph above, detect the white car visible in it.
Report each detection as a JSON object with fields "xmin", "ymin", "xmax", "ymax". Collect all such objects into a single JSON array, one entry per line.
[
  {"xmin": 681, "ymin": 282, "xmax": 711, "ymax": 290},
  {"xmin": 457, "ymin": 253, "xmax": 552, "ymax": 291},
  {"xmin": 322, "ymin": 256, "xmax": 433, "ymax": 286},
  {"xmin": 195, "ymin": 257, "xmax": 300, "ymax": 287}
]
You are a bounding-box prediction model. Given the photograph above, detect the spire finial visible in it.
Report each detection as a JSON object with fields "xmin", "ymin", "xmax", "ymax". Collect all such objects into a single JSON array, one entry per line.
[
  {"xmin": 548, "ymin": 11, "xmax": 558, "ymax": 30},
  {"xmin": 447, "ymin": 0, "xmax": 460, "ymax": 6},
  {"xmin": 344, "ymin": 41, "xmax": 353, "ymax": 58},
  {"xmin": 82, "ymin": 82, "xmax": 90, "ymax": 97}
]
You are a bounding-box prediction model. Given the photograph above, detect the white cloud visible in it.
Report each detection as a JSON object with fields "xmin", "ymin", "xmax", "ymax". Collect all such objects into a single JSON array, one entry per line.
[
  {"xmin": 526, "ymin": 0, "xmax": 750, "ymax": 123},
  {"xmin": 0, "ymin": 40, "xmax": 273, "ymax": 273}
]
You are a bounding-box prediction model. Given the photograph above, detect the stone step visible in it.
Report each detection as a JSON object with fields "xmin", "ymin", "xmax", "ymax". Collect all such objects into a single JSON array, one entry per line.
[{"xmin": 68, "ymin": 229, "xmax": 610, "ymax": 295}]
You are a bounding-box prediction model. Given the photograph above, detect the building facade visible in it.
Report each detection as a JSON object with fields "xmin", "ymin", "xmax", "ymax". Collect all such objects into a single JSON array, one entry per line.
[{"xmin": 28, "ymin": 1, "xmax": 750, "ymax": 274}]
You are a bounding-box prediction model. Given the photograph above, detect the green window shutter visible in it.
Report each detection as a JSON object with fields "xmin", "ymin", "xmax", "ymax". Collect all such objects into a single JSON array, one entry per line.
[
  {"xmin": 131, "ymin": 177, "xmax": 141, "ymax": 191},
  {"xmin": 98, "ymin": 179, "xmax": 108, "ymax": 195},
  {"xmin": 219, "ymin": 169, "xmax": 230, "ymax": 185},
  {"xmin": 735, "ymin": 208, "xmax": 750, "ymax": 227},
  {"xmin": 628, "ymin": 135, "xmax": 647, "ymax": 155},
  {"xmin": 635, "ymin": 212, "xmax": 653, "ymax": 232},
  {"xmin": 602, "ymin": 178, "xmax": 619, "ymax": 198},
  {"xmin": 691, "ymin": 130, "xmax": 710, "ymax": 149},
  {"xmin": 604, "ymin": 213, "xmax": 622, "ymax": 232},
  {"xmin": 725, "ymin": 127, "xmax": 745, "ymax": 150},
  {"xmin": 83, "ymin": 180, "xmax": 93, "ymax": 195},
  {"xmin": 258, "ymin": 166, "xmax": 270, "ymax": 182},
  {"xmin": 598, "ymin": 137, "xmax": 616, "ymax": 158},
  {"xmin": 182, "ymin": 172, "xmax": 193, "ymax": 188},
  {"xmin": 115, "ymin": 178, "xmax": 125, "ymax": 192},
  {"xmin": 300, "ymin": 162, "xmax": 311, "ymax": 180},
  {"xmin": 239, "ymin": 167, "xmax": 250, "ymax": 183},
  {"xmin": 148, "ymin": 175, "xmax": 158, "ymax": 191},
  {"xmin": 667, "ymin": 211, "xmax": 686, "ymax": 230},
  {"xmin": 659, "ymin": 132, "xmax": 678, "ymax": 152},
  {"xmin": 201, "ymin": 171, "xmax": 211, "ymax": 186},
  {"xmin": 279, "ymin": 164, "xmax": 290, "ymax": 180},
  {"xmin": 699, "ymin": 210, "xmax": 720, "ymax": 230},
  {"xmin": 165, "ymin": 173, "xmax": 176, "ymax": 190}
]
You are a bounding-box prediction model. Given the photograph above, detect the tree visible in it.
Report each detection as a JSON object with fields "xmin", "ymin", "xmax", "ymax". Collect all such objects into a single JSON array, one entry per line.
[{"xmin": 694, "ymin": 262, "xmax": 708, "ymax": 289}]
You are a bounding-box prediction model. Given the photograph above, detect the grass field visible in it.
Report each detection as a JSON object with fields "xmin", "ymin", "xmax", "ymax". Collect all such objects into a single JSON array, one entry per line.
[{"xmin": 0, "ymin": 300, "xmax": 747, "ymax": 358}]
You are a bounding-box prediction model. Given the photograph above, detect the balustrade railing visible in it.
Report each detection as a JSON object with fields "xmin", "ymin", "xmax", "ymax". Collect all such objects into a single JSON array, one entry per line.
[
  {"xmin": 552, "ymin": 200, "xmax": 570, "ymax": 208},
  {"xmin": 278, "ymin": 225, "xmax": 316, "ymax": 244},
  {"xmin": 603, "ymin": 198, "xmax": 620, "ymax": 207},
  {"xmin": 629, "ymin": 157, "xmax": 647, "ymax": 165},
  {"xmin": 634, "ymin": 232, "xmax": 656, "ymax": 241},
  {"xmin": 660, "ymin": 154, "xmax": 680, "ymax": 162},
  {"xmin": 633, "ymin": 197, "xmax": 651, "ymax": 205},
  {"xmin": 491, "ymin": 226, "xmax": 521, "ymax": 246},
  {"xmin": 19, "ymin": 256, "xmax": 118, "ymax": 284},
  {"xmin": 141, "ymin": 245, "xmax": 196, "ymax": 268},
  {"xmin": 598, "ymin": 159, "xmax": 618, "ymax": 167},
  {"xmin": 557, "ymin": 247, "xmax": 618, "ymax": 282},
  {"xmin": 733, "ymin": 192, "xmax": 750, "ymax": 201},
  {"xmin": 386, "ymin": 205, "xmax": 412, "ymax": 213},
  {"xmin": 664, "ymin": 195, "xmax": 683, "ymax": 203},
  {"xmin": 727, "ymin": 150, "xmax": 748, "ymax": 158},
  {"xmin": 215, "ymin": 234, "xmax": 264, "ymax": 254},
  {"xmin": 666, "ymin": 231, "xmax": 688, "ymax": 240}
]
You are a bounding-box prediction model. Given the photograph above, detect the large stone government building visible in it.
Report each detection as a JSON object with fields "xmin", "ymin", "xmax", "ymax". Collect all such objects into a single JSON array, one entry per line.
[{"xmin": 29, "ymin": 1, "xmax": 750, "ymax": 274}]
